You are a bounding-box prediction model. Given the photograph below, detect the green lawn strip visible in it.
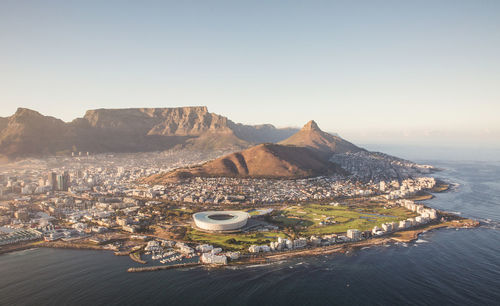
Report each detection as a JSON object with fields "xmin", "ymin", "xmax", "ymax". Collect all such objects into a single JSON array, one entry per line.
[
  {"xmin": 172, "ymin": 208, "xmax": 194, "ymax": 214},
  {"xmin": 273, "ymin": 203, "xmax": 418, "ymax": 236},
  {"xmin": 246, "ymin": 210, "xmax": 261, "ymax": 216}
]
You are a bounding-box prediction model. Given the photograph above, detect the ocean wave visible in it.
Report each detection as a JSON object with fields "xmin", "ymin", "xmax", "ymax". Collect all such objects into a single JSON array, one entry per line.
[{"xmin": 244, "ymin": 263, "xmax": 276, "ymax": 269}]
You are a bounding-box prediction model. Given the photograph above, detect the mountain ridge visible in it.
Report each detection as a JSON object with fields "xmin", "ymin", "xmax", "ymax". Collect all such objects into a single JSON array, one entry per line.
[{"xmin": 0, "ymin": 107, "xmax": 299, "ymax": 159}]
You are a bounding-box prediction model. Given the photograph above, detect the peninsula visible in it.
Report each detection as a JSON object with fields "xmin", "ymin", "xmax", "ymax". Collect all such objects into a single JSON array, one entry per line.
[{"xmin": 0, "ymin": 108, "xmax": 479, "ymax": 271}]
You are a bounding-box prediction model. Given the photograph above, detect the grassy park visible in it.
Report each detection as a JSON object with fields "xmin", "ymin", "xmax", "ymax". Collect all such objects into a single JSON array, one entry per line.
[
  {"xmin": 185, "ymin": 198, "xmax": 418, "ymax": 250},
  {"xmin": 272, "ymin": 203, "xmax": 417, "ymax": 235}
]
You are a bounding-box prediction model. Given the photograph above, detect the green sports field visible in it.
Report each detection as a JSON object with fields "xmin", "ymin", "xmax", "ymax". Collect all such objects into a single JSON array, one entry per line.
[{"xmin": 271, "ymin": 202, "xmax": 417, "ymax": 235}]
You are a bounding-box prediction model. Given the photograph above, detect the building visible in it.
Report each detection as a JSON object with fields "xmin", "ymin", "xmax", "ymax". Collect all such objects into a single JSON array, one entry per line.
[
  {"xmin": 399, "ymin": 220, "xmax": 410, "ymax": 229},
  {"xmin": 55, "ymin": 172, "xmax": 70, "ymax": 191},
  {"xmin": 48, "ymin": 172, "xmax": 57, "ymax": 191},
  {"xmin": 248, "ymin": 245, "xmax": 261, "ymax": 253},
  {"xmin": 200, "ymin": 253, "xmax": 227, "ymax": 265},
  {"xmin": 293, "ymin": 238, "xmax": 307, "ymax": 248},
  {"xmin": 192, "ymin": 211, "xmax": 249, "ymax": 232},
  {"xmin": 382, "ymin": 223, "xmax": 393, "ymax": 232},
  {"xmin": 347, "ymin": 229, "xmax": 361, "ymax": 240},
  {"xmin": 196, "ymin": 244, "xmax": 213, "ymax": 253}
]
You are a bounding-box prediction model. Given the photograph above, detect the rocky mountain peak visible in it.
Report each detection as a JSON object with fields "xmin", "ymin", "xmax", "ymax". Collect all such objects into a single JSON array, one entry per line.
[
  {"xmin": 302, "ymin": 120, "xmax": 321, "ymax": 131},
  {"xmin": 280, "ymin": 119, "xmax": 362, "ymax": 154}
]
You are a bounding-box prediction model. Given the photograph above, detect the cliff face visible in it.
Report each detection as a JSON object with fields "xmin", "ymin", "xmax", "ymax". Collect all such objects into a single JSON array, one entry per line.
[
  {"xmin": 82, "ymin": 106, "xmax": 232, "ymax": 136},
  {"xmin": 0, "ymin": 107, "xmax": 298, "ymax": 159}
]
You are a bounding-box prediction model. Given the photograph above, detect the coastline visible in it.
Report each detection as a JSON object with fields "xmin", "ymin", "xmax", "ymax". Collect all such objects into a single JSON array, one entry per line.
[
  {"xmin": 0, "ymin": 240, "xmax": 114, "ymax": 256},
  {"xmin": 0, "ymin": 212, "xmax": 480, "ymax": 270},
  {"xmin": 0, "ymin": 241, "xmax": 43, "ymax": 256},
  {"xmin": 0, "ymin": 180, "xmax": 480, "ymax": 271},
  {"xmin": 232, "ymin": 215, "xmax": 479, "ymax": 265}
]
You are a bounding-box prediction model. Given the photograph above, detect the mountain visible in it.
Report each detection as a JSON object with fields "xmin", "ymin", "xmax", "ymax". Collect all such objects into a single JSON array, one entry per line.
[
  {"xmin": 279, "ymin": 120, "xmax": 363, "ymax": 155},
  {"xmin": 0, "ymin": 107, "xmax": 298, "ymax": 160},
  {"xmin": 230, "ymin": 123, "xmax": 300, "ymax": 144},
  {"xmin": 143, "ymin": 143, "xmax": 346, "ymax": 183},
  {"xmin": 181, "ymin": 130, "xmax": 250, "ymax": 151},
  {"xmin": 0, "ymin": 117, "xmax": 8, "ymax": 131},
  {"xmin": 142, "ymin": 119, "xmax": 433, "ymax": 183},
  {"xmin": 0, "ymin": 108, "xmax": 71, "ymax": 156},
  {"xmin": 82, "ymin": 106, "xmax": 229, "ymax": 136}
]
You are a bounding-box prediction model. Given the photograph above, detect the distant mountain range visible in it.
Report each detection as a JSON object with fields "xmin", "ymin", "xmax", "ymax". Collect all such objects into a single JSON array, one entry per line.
[
  {"xmin": 143, "ymin": 143, "xmax": 344, "ymax": 183},
  {"xmin": 0, "ymin": 106, "xmax": 431, "ymax": 182},
  {"xmin": 0, "ymin": 107, "xmax": 299, "ymax": 159},
  {"xmin": 144, "ymin": 120, "xmax": 358, "ymax": 182}
]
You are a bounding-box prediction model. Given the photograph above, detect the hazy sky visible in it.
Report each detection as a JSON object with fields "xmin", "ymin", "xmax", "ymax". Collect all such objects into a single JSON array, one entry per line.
[{"xmin": 1, "ymin": 1, "xmax": 499, "ymax": 145}]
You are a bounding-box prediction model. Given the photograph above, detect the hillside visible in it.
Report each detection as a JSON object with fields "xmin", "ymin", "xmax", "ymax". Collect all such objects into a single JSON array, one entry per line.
[
  {"xmin": 0, "ymin": 108, "xmax": 71, "ymax": 156},
  {"xmin": 142, "ymin": 119, "xmax": 432, "ymax": 183},
  {"xmin": 143, "ymin": 143, "xmax": 346, "ymax": 183}
]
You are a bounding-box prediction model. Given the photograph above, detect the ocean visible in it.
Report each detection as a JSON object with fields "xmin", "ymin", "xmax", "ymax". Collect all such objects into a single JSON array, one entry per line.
[{"xmin": 1, "ymin": 160, "xmax": 499, "ymax": 306}]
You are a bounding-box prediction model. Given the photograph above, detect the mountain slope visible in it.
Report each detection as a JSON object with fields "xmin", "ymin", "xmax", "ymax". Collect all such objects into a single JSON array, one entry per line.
[
  {"xmin": 0, "ymin": 117, "xmax": 8, "ymax": 131},
  {"xmin": 182, "ymin": 130, "xmax": 250, "ymax": 151},
  {"xmin": 143, "ymin": 143, "xmax": 345, "ymax": 183},
  {"xmin": 0, "ymin": 108, "xmax": 70, "ymax": 156},
  {"xmin": 279, "ymin": 120, "xmax": 363, "ymax": 155}
]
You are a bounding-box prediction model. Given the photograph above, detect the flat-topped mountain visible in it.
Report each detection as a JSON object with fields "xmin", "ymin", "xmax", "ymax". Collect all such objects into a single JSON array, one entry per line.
[
  {"xmin": 143, "ymin": 143, "xmax": 346, "ymax": 183},
  {"xmin": 0, "ymin": 107, "xmax": 299, "ymax": 159},
  {"xmin": 82, "ymin": 106, "xmax": 230, "ymax": 136},
  {"xmin": 279, "ymin": 120, "xmax": 363, "ymax": 154}
]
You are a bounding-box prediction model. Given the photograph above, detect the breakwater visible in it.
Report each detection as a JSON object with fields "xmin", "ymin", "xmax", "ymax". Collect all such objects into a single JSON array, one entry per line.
[
  {"xmin": 129, "ymin": 252, "xmax": 147, "ymax": 264},
  {"xmin": 127, "ymin": 262, "xmax": 200, "ymax": 273}
]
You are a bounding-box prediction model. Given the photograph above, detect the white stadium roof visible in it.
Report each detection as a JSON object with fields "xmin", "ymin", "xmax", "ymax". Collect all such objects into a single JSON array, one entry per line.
[{"xmin": 193, "ymin": 211, "xmax": 249, "ymax": 231}]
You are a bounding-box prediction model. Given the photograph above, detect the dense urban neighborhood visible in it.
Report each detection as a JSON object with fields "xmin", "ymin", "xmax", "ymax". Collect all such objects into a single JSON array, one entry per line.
[{"xmin": 0, "ymin": 150, "xmax": 477, "ymax": 268}]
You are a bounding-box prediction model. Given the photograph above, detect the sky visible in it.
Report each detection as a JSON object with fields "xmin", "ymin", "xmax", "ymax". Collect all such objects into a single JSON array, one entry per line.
[{"xmin": 1, "ymin": 0, "xmax": 499, "ymax": 146}]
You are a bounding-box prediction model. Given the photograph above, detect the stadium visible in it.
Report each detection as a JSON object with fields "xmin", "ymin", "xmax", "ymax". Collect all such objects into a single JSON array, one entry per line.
[{"xmin": 192, "ymin": 211, "xmax": 250, "ymax": 232}]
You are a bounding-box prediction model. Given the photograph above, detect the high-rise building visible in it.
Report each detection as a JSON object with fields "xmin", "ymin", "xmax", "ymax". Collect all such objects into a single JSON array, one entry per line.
[
  {"xmin": 56, "ymin": 171, "xmax": 70, "ymax": 191},
  {"xmin": 48, "ymin": 172, "xmax": 57, "ymax": 191}
]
